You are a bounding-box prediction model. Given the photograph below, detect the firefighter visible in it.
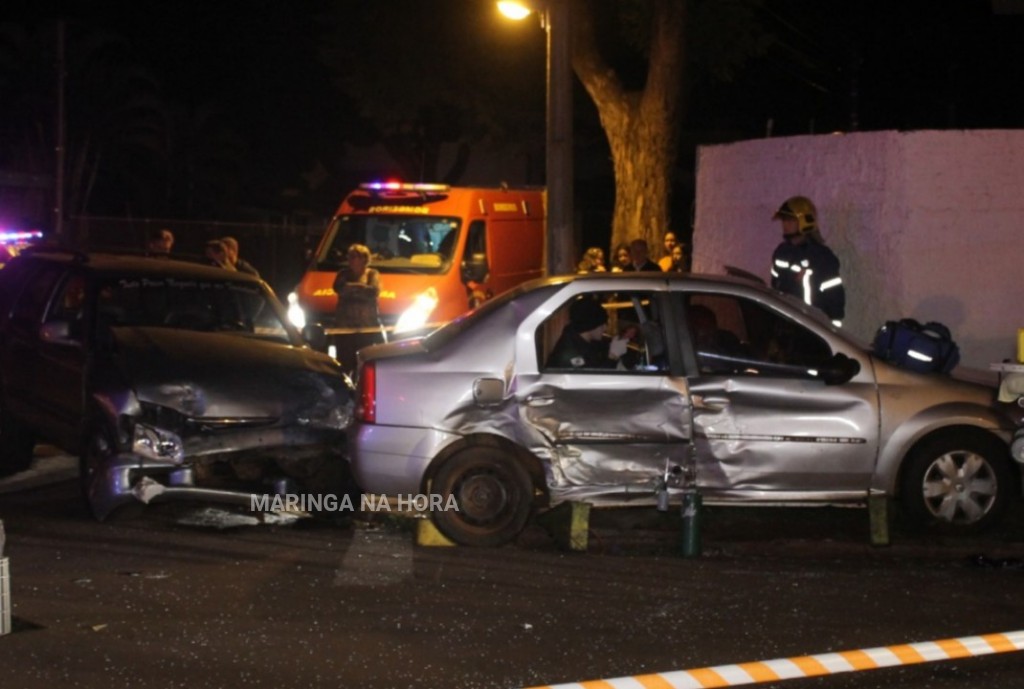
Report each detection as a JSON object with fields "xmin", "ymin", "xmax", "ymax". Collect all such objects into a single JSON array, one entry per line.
[{"xmin": 770, "ymin": 196, "xmax": 845, "ymax": 326}]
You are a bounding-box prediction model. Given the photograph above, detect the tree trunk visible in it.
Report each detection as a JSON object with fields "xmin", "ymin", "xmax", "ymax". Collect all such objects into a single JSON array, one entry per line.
[{"xmin": 572, "ymin": 0, "xmax": 686, "ymax": 255}]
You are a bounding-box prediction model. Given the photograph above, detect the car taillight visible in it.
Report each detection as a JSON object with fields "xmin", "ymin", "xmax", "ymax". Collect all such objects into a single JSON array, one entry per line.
[{"xmin": 355, "ymin": 361, "xmax": 377, "ymax": 424}]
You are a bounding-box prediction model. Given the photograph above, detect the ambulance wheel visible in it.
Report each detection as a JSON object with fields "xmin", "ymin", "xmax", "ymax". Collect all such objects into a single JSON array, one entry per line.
[
  {"xmin": 430, "ymin": 448, "xmax": 533, "ymax": 547},
  {"xmin": 899, "ymin": 430, "xmax": 1014, "ymax": 532}
]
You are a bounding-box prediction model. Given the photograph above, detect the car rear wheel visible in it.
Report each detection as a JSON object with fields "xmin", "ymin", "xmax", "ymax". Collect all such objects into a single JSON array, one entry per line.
[
  {"xmin": 430, "ymin": 447, "xmax": 534, "ymax": 547},
  {"xmin": 0, "ymin": 406, "xmax": 35, "ymax": 477},
  {"xmin": 900, "ymin": 431, "xmax": 1014, "ymax": 532}
]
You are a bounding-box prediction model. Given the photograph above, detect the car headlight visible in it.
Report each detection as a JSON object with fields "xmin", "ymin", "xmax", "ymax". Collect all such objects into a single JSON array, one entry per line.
[
  {"xmin": 300, "ymin": 403, "xmax": 353, "ymax": 431},
  {"xmin": 394, "ymin": 287, "xmax": 438, "ymax": 335},
  {"xmin": 132, "ymin": 423, "xmax": 185, "ymax": 464},
  {"xmin": 287, "ymin": 292, "xmax": 307, "ymax": 328}
]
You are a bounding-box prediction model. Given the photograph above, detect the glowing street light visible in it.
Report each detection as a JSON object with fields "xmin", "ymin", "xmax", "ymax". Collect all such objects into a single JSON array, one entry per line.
[
  {"xmin": 498, "ymin": 1, "xmax": 574, "ymax": 276},
  {"xmin": 497, "ymin": 2, "xmax": 532, "ymax": 20}
]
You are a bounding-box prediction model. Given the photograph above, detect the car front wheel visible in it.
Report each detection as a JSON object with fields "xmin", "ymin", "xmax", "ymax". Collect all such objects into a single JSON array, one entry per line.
[
  {"xmin": 79, "ymin": 421, "xmax": 115, "ymax": 518},
  {"xmin": 900, "ymin": 431, "xmax": 1014, "ymax": 532},
  {"xmin": 430, "ymin": 447, "xmax": 534, "ymax": 547}
]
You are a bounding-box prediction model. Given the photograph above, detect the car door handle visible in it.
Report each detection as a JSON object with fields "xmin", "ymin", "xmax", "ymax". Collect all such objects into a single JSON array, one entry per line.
[
  {"xmin": 526, "ymin": 395, "xmax": 555, "ymax": 407},
  {"xmin": 692, "ymin": 395, "xmax": 729, "ymax": 411}
]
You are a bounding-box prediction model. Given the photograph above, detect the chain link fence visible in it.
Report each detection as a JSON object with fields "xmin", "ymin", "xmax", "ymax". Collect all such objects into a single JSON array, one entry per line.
[{"xmin": 67, "ymin": 215, "xmax": 328, "ymax": 297}]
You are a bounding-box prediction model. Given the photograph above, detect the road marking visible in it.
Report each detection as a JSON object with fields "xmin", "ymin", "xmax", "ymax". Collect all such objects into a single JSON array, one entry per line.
[{"xmin": 526, "ymin": 630, "xmax": 1024, "ymax": 689}]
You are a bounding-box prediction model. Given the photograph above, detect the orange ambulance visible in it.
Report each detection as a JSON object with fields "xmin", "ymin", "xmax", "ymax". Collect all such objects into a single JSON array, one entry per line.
[{"xmin": 292, "ymin": 182, "xmax": 545, "ymax": 334}]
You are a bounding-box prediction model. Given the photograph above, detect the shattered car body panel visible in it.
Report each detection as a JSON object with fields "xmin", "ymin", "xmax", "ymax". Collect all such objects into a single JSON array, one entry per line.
[
  {"xmin": 0, "ymin": 251, "xmax": 353, "ymax": 518},
  {"xmin": 350, "ymin": 273, "xmax": 1021, "ymax": 545}
]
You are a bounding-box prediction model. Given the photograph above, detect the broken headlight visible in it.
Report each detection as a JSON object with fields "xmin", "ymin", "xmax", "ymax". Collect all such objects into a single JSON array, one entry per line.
[
  {"xmin": 132, "ymin": 423, "xmax": 185, "ymax": 464},
  {"xmin": 298, "ymin": 402, "xmax": 352, "ymax": 431}
]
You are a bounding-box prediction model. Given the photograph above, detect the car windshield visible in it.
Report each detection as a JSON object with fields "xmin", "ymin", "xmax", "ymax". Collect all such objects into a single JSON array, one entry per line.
[
  {"xmin": 95, "ymin": 276, "xmax": 296, "ymax": 344},
  {"xmin": 314, "ymin": 214, "xmax": 461, "ymax": 275}
]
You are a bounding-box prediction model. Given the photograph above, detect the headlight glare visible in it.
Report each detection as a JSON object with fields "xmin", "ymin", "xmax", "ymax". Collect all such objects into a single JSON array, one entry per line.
[
  {"xmin": 287, "ymin": 292, "xmax": 307, "ymax": 328},
  {"xmin": 394, "ymin": 287, "xmax": 438, "ymax": 334}
]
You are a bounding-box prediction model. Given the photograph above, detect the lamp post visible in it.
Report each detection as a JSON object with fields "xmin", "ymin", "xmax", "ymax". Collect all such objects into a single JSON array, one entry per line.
[{"xmin": 498, "ymin": 1, "xmax": 574, "ymax": 276}]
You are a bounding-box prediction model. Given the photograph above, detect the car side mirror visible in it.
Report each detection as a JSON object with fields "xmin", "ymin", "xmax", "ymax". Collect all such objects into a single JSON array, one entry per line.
[
  {"xmin": 818, "ymin": 352, "xmax": 860, "ymax": 386},
  {"xmin": 461, "ymin": 253, "xmax": 488, "ymax": 284},
  {"xmin": 473, "ymin": 377, "xmax": 505, "ymax": 407},
  {"xmin": 302, "ymin": 323, "xmax": 327, "ymax": 352}
]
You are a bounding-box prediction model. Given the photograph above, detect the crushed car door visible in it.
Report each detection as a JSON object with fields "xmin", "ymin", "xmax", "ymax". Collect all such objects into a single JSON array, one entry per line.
[
  {"xmin": 680, "ymin": 291, "xmax": 878, "ymax": 498},
  {"xmin": 516, "ymin": 289, "xmax": 693, "ymax": 502}
]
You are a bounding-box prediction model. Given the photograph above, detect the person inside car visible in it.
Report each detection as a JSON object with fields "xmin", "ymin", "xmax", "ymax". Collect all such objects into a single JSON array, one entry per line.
[
  {"xmin": 688, "ymin": 304, "xmax": 746, "ymax": 372},
  {"xmin": 547, "ymin": 296, "xmax": 634, "ymax": 370}
]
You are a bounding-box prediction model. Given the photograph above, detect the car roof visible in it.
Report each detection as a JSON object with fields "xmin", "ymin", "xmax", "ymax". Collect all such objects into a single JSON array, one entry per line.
[
  {"xmin": 508, "ymin": 270, "xmax": 771, "ymax": 296},
  {"xmin": 13, "ymin": 249, "xmax": 262, "ymax": 284}
]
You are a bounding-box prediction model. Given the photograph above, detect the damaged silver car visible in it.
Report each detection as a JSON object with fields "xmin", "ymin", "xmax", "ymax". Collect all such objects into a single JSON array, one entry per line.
[
  {"xmin": 349, "ymin": 273, "xmax": 1023, "ymax": 546},
  {"xmin": 0, "ymin": 250, "xmax": 353, "ymax": 518}
]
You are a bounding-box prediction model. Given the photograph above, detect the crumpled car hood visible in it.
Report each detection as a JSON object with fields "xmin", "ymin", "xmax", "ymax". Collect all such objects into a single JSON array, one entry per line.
[{"xmin": 109, "ymin": 326, "xmax": 349, "ymax": 419}]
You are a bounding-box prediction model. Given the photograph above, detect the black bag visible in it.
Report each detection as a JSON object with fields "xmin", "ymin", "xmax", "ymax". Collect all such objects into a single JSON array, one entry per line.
[{"xmin": 872, "ymin": 318, "xmax": 960, "ymax": 374}]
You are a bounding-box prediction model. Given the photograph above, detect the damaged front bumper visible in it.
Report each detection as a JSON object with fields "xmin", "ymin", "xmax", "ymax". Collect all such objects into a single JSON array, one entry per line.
[{"xmin": 87, "ymin": 424, "xmax": 348, "ymax": 520}]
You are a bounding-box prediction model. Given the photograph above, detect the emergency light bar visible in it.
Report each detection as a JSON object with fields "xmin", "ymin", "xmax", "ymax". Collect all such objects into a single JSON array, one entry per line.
[
  {"xmin": 0, "ymin": 230, "xmax": 43, "ymax": 245},
  {"xmin": 360, "ymin": 182, "xmax": 450, "ymax": 192}
]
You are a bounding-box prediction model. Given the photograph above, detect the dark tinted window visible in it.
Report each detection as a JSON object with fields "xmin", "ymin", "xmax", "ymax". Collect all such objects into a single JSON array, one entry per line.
[
  {"xmin": 9, "ymin": 263, "xmax": 65, "ymax": 332},
  {"xmin": 683, "ymin": 293, "xmax": 832, "ymax": 376}
]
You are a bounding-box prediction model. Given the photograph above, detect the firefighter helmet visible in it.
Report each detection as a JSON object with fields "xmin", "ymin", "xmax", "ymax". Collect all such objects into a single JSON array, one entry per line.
[{"xmin": 773, "ymin": 196, "xmax": 818, "ymax": 234}]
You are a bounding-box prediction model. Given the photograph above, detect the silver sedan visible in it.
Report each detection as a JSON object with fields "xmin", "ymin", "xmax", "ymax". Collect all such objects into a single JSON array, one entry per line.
[{"xmin": 348, "ymin": 273, "xmax": 1022, "ymax": 546}]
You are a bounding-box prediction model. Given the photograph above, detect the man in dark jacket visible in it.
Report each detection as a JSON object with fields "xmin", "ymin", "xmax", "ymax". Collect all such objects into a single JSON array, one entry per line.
[
  {"xmin": 547, "ymin": 297, "xmax": 631, "ymax": 369},
  {"xmin": 770, "ymin": 196, "xmax": 845, "ymax": 325},
  {"xmin": 221, "ymin": 236, "xmax": 260, "ymax": 277},
  {"xmin": 623, "ymin": 238, "xmax": 662, "ymax": 272}
]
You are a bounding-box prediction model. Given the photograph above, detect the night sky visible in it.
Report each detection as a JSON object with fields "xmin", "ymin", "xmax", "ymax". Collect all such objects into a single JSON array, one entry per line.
[{"xmin": 4, "ymin": 0, "xmax": 1024, "ymax": 226}]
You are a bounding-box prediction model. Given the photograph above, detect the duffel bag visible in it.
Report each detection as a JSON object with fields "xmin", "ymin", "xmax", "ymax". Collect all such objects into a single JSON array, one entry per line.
[{"xmin": 872, "ymin": 318, "xmax": 960, "ymax": 374}]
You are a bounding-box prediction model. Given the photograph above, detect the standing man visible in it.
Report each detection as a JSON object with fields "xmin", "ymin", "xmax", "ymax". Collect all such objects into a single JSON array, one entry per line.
[
  {"xmin": 770, "ymin": 196, "xmax": 845, "ymax": 326},
  {"xmin": 623, "ymin": 238, "xmax": 661, "ymax": 272},
  {"xmin": 146, "ymin": 228, "xmax": 174, "ymax": 256},
  {"xmin": 205, "ymin": 239, "xmax": 234, "ymax": 270},
  {"xmin": 221, "ymin": 236, "xmax": 260, "ymax": 277}
]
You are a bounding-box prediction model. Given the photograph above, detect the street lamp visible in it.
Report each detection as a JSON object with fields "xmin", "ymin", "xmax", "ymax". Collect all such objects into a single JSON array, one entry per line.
[{"xmin": 498, "ymin": 0, "xmax": 574, "ymax": 276}]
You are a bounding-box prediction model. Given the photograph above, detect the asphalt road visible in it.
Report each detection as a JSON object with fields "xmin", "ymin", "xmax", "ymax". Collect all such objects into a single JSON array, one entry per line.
[{"xmin": 3, "ymin": 452, "xmax": 1024, "ymax": 689}]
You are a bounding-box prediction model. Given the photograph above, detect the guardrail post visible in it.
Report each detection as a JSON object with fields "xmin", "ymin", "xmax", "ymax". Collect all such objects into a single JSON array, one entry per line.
[
  {"xmin": 0, "ymin": 519, "xmax": 9, "ymax": 635},
  {"xmin": 868, "ymin": 490, "xmax": 890, "ymax": 546},
  {"xmin": 680, "ymin": 445, "xmax": 702, "ymax": 557}
]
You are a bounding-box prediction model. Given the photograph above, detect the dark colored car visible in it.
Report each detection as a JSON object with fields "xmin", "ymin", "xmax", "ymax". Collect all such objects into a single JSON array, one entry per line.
[{"xmin": 0, "ymin": 250, "xmax": 353, "ymax": 518}]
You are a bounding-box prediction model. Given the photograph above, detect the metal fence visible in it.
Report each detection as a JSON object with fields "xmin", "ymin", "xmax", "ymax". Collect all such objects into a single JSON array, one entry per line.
[{"xmin": 67, "ymin": 215, "xmax": 329, "ymax": 297}]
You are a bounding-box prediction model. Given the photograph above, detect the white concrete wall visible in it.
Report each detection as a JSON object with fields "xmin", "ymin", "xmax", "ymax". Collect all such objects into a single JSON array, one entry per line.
[{"xmin": 693, "ymin": 130, "xmax": 1024, "ymax": 375}]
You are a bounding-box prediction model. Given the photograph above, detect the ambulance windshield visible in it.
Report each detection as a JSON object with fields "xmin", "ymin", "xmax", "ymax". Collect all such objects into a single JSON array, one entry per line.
[{"xmin": 315, "ymin": 215, "xmax": 461, "ymax": 275}]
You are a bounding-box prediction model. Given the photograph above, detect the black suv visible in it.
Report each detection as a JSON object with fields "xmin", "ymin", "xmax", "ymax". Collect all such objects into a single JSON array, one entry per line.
[{"xmin": 0, "ymin": 250, "xmax": 353, "ymax": 518}]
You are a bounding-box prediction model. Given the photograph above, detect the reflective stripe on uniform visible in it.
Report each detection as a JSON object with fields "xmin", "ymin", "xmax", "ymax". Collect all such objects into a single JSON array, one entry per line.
[
  {"xmin": 801, "ymin": 269, "xmax": 814, "ymax": 306},
  {"xmin": 820, "ymin": 277, "xmax": 843, "ymax": 292}
]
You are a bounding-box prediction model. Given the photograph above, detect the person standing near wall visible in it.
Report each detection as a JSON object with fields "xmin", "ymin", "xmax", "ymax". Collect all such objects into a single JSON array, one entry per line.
[
  {"xmin": 657, "ymin": 231, "xmax": 678, "ymax": 272},
  {"xmin": 770, "ymin": 196, "xmax": 845, "ymax": 326}
]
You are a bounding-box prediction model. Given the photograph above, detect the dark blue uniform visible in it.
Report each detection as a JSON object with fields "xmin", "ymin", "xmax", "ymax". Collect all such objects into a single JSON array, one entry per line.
[{"xmin": 770, "ymin": 240, "xmax": 845, "ymax": 322}]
